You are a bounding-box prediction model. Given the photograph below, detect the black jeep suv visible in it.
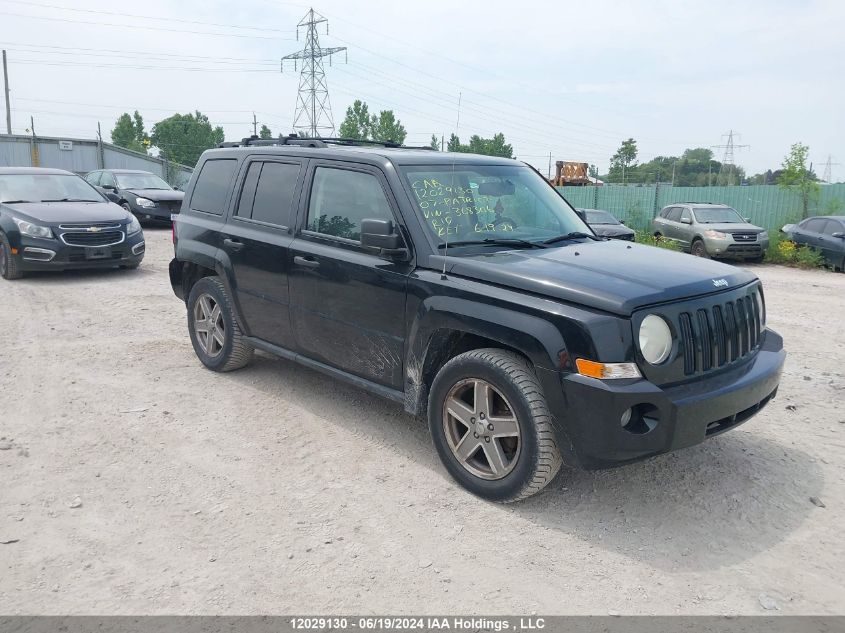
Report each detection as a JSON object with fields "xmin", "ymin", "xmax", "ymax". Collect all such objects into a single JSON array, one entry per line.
[{"xmin": 169, "ymin": 137, "xmax": 785, "ymax": 502}]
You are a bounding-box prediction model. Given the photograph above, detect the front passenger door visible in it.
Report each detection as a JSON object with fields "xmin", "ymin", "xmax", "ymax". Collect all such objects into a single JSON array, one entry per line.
[{"xmin": 288, "ymin": 162, "xmax": 413, "ymax": 389}]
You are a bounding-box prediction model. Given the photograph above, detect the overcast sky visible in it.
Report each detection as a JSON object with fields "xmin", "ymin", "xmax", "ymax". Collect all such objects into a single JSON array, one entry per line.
[{"xmin": 1, "ymin": 0, "xmax": 842, "ymax": 179}]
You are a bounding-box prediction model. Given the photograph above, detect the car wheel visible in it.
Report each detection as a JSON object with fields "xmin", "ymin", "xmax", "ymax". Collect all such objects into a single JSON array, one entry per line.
[
  {"xmin": 653, "ymin": 232, "xmax": 662, "ymax": 240},
  {"xmin": 428, "ymin": 348, "xmax": 562, "ymax": 502},
  {"xmin": 748, "ymin": 255, "xmax": 764, "ymax": 264},
  {"xmin": 691, "ymin": 239, "xmax": 710, "ymax": 259},
  {"xmin": 0, "ymin": 233, "xmax": 23, "ymax": 280},
  {"xmin": 187, "ymin": 276, "xmax": 254, "ymax": 372}
]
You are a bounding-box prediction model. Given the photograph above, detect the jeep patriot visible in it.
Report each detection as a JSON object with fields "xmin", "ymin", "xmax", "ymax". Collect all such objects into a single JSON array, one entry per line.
[{"xmin": 169, "ymin": 136, "xmax": 785, "ymax": 502}]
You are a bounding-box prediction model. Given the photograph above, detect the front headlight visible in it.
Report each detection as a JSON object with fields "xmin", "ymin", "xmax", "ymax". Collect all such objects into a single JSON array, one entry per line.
[
  {"xmin": 12, "ymin": 217, "xmax": 53, "ymax": 239},
  {"xmin": 135, "ymin": 197, "xmax": 156, "ymax": 209},
  {"xmin": 704, "ymin": 229, "xmax": 727, "ymax": 239},
  {"xmin": 126, "ymin": 215, "xmax": 142, "ymax": 236},
  {"xmin": 759, "ymin": 231, "xmax": 769, "ymax": 240},
  {"xmin": 639, "ymin": 314, "xmax": 673, "ymax": 365}
]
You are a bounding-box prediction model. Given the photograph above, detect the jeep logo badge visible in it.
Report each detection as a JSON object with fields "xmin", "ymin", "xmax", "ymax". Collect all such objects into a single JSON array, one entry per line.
[{"xmin": 712, "ymin": 278, "xmax": 729, "ymax": 288}]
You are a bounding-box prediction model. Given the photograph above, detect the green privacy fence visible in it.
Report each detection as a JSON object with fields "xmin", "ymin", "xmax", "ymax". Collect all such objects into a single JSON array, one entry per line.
[{"xmin": 556, "ymin": 184, "xmax": 845, "ymax": 232}]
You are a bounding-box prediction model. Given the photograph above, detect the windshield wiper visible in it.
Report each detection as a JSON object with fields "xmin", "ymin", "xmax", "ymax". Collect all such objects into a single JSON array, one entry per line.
[
  {"xmin": 0, "ymin": 199, "xmax": 35, "ymax": 204},
  {"xmin": 542, "ymin": 231, "xmax": 604, "ymax": 245},
  {"xmin": 438, "ymin": 238, "xmax": 547, "ymax": 249},
  {"xmin": 41, "ymin": 198, "xmax": 101, "ymax": 202}
]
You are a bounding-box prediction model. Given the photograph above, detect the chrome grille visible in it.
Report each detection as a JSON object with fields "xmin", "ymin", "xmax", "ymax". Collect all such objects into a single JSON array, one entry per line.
[{"xmin": 60, "ymin": 230, "xmax": 125, "ymax": 247}]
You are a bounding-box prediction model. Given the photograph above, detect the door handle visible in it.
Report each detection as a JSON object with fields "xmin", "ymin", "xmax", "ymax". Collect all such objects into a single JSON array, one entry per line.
[
  {"xmin": 223, "ymin": 238, "xmax": 244, "ymax": 252},
  {"xmin": 294, "ymin": 255, "xmax": 320, "ymax": 269}
]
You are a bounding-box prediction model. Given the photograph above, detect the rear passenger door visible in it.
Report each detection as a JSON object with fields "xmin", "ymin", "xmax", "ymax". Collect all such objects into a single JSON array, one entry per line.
[
  {"xmin": 220, "ymin": 157, "xmax": 304, "ymax": 349},
  {"xmin": 288, "ymin": 161, "xmax": 413, "ymax": 390},
  {"xmin": 662, "ymin": 207, "xmax": 683, "ymax": 243},
  {"xmin": 821, "ymin": 219, "xmax": 845, "ymax": 265}
]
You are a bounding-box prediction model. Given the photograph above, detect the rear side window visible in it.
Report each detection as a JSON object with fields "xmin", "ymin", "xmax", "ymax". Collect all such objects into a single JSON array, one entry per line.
[
  {"xmin": 306, "ymin": 167, "xmax": 392, "ymax": 241},
  {"xmin": 191, "ymin": 159, "xmax": 237, "ymax": 215},
  {"xmin": 251, "ymin": 162, "xmax": 300, "ymax": 226}
]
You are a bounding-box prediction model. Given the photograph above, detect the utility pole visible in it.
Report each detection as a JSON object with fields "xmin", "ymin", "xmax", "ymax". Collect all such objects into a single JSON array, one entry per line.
[
  {"xmin": 456, "ymin": 92, "xmax": 462, "ymax": 134},
  {"xmin": 96, "ymin": 121, "xmax": 105, "ymax": 168},
  {"xmin": 712, "ymin": 130, "xmax": 749, "ymax": 186},
  {"xmin": 29, "ymin": 115, "xmax": 39, "ymax": 166},
  {"xmin": 252, "ymin": 113, "xmax": 258, "ymax": 137},
  {"xmin": 3, "ymin": 49, "xmax": 11, "ymax": 135},
  {"xmin": 281, "ymin": 8, "xmax": 347, "ymax": 138},
  {"xmin": 440, "ymin": 134, "xmax": 445, "ymax": 152},
  {"xmin": 548, "ymin": 152, "xmax": 552, "ymax": 179}
]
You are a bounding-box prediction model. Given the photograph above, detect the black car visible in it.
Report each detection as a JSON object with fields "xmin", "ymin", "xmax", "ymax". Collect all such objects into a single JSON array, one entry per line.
[
  {"xmin": 0, "ymin": 167, "xmax": 145, "ymax": 279},
  {"xmin": 577, "ymin": 208, "xmax": 636, "ymax": 241},
  {"xmin": 782, "ymin": 215, "xmax": 845, "ymax": 271},
  {"xmin": 84, "ymin": 169, "xmax": 184, "ymax": 223},
  {"xmin": 169, "ymin": 137, "xmax": 785, "ymax": 502}
]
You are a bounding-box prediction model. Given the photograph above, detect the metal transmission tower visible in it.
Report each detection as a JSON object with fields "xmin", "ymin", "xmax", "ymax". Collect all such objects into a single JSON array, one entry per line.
[
  {"xmin": 822, "ymin": 155, "xmax": 840, "ymax": 184},
  {"xmin": 281, "ymin": 8, "xmax": 346, "ymax": 138},
  {"xmin": 712, "ymin": 130, "xmax": 749, "ymax": 185}
]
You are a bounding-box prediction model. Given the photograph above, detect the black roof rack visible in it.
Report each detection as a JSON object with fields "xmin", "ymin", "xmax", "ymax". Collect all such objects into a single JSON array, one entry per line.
[{"xmin": 218, "ymin": 134, "xmax": 436, "ymax": 150}]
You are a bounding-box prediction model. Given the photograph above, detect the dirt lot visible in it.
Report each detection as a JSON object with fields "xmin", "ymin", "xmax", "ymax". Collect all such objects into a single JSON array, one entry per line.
[{"xmin": 1, "ymin": 227, "xmax": 843, "ymax": 615}]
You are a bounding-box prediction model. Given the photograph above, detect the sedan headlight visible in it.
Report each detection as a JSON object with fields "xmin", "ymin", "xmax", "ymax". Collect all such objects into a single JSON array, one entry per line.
[
  {"xmin": 135, "ymin": 197, "xmax": 156, "ymax": 209},
  {"xmin": 639, "ymin": 314, "xmax": 673, "ymax": 365},
  {"xmin": 704, "ymin": 229, "xmax": 727, "ymax": 239},
  {"xmin": 126, "ymin": 215, "xmax": 142, "ymax": 236},
  {"xmin": 12, "ymin": 217, "xmax": 53, "ymax": 239}
]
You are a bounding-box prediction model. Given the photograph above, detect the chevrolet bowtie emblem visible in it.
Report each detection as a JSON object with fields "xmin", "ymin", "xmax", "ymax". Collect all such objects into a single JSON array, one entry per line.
[{"xmin": 87, "ymin": 227, "xmax": 102, "ymax": 233}]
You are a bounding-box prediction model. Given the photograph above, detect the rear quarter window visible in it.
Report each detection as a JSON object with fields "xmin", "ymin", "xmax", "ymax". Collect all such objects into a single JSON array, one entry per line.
[{"xmin": 190, "ymin": 159, "xmax": 237, "ymax": 215}]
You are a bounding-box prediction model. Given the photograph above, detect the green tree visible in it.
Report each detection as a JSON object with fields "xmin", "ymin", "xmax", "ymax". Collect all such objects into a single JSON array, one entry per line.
[
  {"xmin": 150, "ymin": 111, "xmax": 225, "ymax": 167},
  {"xmin": 338, "ymin": 100, "xmax": 372, "ymax": 140},
  {"xmin": 110, "ymin": 110, "xmax": 148, "ymax": 153},
  {"xmin": 259, "ymin": 124, "xmax": 272, "ymax": 139},
  {"xmin": 446, "ymin": 133, "xmax": 514, "ymax": 158},
  {"xmin": 608, "ymin": 138, "xmax": 638, "ymax": 183},
  {"xmin": 370, "ymin": 109, "xmax": 407, "ymax": 144},
  {"xmin": 778, "ymin": 142, "xmax": 820, "ymax": 218},
  {"xmin": 430, "ymin": 134, "xmax": 440, "ymax": 150}
]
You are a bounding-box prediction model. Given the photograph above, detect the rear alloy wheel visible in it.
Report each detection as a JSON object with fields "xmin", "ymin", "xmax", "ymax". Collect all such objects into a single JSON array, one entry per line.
[
  {"xmin": 691, "ymin": 239, "xmax": 710, "ymax": 258},
  {"xmin": 187, "ymin": 276, "xmax": 253, "ymax": 372},
  {"xmin": 0, "ymin": 233, "xmax": 23, "ymax": 280},
  {"xmin": 428, "ymin": 349, "xmax": 562, "ymax": 502}
]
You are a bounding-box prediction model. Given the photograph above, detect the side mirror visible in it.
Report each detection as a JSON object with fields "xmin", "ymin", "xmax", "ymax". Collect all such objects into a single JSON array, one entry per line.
[
  {"xmin": 102, "ymin": 184, "xmax": 116, "ymax": 191},
  {"xmin": 681, "ymin": 217, "xmax": 692, "ymax": 224},
  {"xmin": 744, "ymin": 217, "xmax": 751, "ymax": 222},
  {"xmin": 832, "ymin": 232, "xmax": 845, "ymax": 239},
  {"xmin": 619, "ymin": 220, "xmax": 626, "ymax": 225},
  {"xmin": 105, "ymin": 192, "xmax": 121, "ymax": 203},
  {"xmin": 361, "ymin": 219, "xmax": 407, "ymax": 257}
]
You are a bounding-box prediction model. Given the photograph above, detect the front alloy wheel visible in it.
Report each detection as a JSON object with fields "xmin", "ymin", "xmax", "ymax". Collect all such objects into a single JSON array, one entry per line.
[{"xmin": 443, "ymin": 378, "xmax": 521, "ymax": 480}]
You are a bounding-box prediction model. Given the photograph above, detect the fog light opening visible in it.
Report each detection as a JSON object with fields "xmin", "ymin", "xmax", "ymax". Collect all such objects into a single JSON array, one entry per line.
[{"xmin": 621, "ymin": 404, "xmax": 659, "ymax": 435}]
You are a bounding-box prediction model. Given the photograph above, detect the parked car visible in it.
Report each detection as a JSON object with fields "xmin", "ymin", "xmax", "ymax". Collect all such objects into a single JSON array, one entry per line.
[
  {"xmin": 169, "ymin": 137, "xmax": 784, "ymax": 502},
  {"xmin": 652, "ymin": 203, "xmax": 769, "ymax": 261},
  {"xmin": 84, "ymin": 169, "xmax": 184, "ymax": 223},
  {"xmin": 0, "ymin": 167, "xmax": 144, "ymax": 280},
  {"xmin": 781, "ymin": 216, "xmax": 845, "ymax": 271},
  {"xmin": 576, "ymin": 208, "xmax": 635, "ymax": 241}
]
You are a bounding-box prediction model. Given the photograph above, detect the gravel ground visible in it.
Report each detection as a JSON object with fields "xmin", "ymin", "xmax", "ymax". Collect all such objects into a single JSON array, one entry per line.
[{"xmin": 1, "ymin": 227, "xmax": 843, "ymax": 615}]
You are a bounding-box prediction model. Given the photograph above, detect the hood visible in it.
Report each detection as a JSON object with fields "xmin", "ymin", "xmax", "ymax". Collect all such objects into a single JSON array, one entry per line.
[
  {"xmin": 442, "ymin": 239, "xmax": 757, "ymax": 316},
  {"xmin": 124, "ymin": 188, "xmax": 184, "ymax": 202},
  {"xmin": 591, "ymin": 224, "xmax": 635, "ymax": 237},
  {"xmin": 700, "ymin": 222, "xmax": 764, "ymax": 234},
  {"xmin": 1, "ymin": 201, "xmax": 130, "ymax": 225}
]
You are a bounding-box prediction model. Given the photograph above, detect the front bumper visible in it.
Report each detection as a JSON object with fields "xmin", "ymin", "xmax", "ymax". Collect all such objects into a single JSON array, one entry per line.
[
  {"xmin": 705, "ymin": 236, "xmax": 769, "ymax": 259},
  {"xmin": 15, "ymin": 232, "xmax": 145, "ymax": 271},
  {"xmin": 540, "ymin": 329, "xmax": 785, "ymax": 469}
]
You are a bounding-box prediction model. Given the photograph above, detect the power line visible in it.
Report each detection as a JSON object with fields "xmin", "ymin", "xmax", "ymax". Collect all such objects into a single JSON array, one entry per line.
[
  {"xmin": 281, "ymin": 8, "xmax": 346, "ymax": 137},
  {"xmin": 712, "ymin": 130, "xmax": 749, "ymax": 186}
]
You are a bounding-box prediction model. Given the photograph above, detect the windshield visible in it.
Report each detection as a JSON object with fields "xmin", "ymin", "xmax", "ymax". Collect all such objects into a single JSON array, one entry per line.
[
  {"xmin": 583, "ymin": 209, "xmax": 619, "ymax": 225},
  {"xmin": 115, "ymin": 173, "xmax": 171, "ymax": 190},
  {"xmin": 693, "ymin": 206, "xmax": 745, "ymax": 224},
  {"xmin": 400, "ymin": 164, "xmax": 589, "ymax": 246},
  {"xmin": 0, "ymin": 174, "xmax": 105, "ymax": 203}
]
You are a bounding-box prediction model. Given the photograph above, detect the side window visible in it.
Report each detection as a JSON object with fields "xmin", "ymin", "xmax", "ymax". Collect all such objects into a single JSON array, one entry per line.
[
  {"xmin": 667, "ymin": 207, "xmax": 682, "ymax": 222},
  {"xmin": 85, "ymin": 172, "xmax": 101, "ymax": 186},
  {"xmin": 804, "ymin": 218, "xmax": 827, "ymax": 233},
  {"xmin": 190, "ymin": 159, "xmax": 237, "ymax": 216},
  {"xmin": 680, "ymin": 208, "xmax": 691, "ymax": 223},
  {"xmin": 251, "ymin": 162, "xmax": 300, "ymax": 226},
  {"xmin": 660, "ymin": 207, "xmax": 672, "ymax": 218},
  {"xmin": 101, "ymin": 172, "xmax": 116, "ymax": 188},
  {"xmin": 823, "ymin": 220, "xmax": 843, "ymax": 236},
  {"xmin": 306, "ymin": 167, "xmax": 392, "ymax": 241},
  {"xmin": 235, "ymin": 162, "xmax": 262, "ymax": 219}
]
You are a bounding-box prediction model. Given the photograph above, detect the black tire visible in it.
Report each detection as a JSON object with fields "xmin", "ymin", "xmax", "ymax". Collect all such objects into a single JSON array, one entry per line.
[
  {"xmin": 691, "ymin": 239, "xmax": 710, "ymax": 259},
  {"xmin": 428, "ymin": 348, "xmax": 562, "ymax": 502},
  {"xmin": 186, "ymin": 276, "xmax": 253, "ymax": 372},
  {"xmin": 120, "ymin": 263, "xmax": 141, "ymax": 270},
  {"xmin": 0, "ymin": 232, "xmax": 23, "ymax": 280}
]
